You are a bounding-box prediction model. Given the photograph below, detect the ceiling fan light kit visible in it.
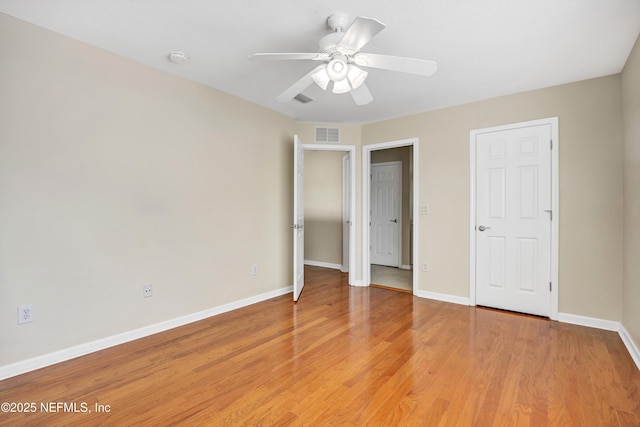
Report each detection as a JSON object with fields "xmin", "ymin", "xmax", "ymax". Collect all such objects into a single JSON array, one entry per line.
[
  {"xmin": 327, "ymin": 56, "xmax": 348, "ymax": 81},
  {"xmin": 347, "ymin": 65, "xmax": 367, "ymax": 89},
  {"xmin": 332, "ymin": 78, "xmax": 351, "ymax": 94},
  {"xmin": 311, "ymin": 66, "xmax": 331, "ymax": 90},
  {"xmin": 251, "ymin": 13, "xmax": 437, "ymax": 106}
]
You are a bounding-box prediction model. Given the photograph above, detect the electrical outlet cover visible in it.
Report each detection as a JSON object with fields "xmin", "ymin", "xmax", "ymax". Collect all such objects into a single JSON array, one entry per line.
[
  {"xmin": 18, "ymin": 304, "xmax": 33, "ymax": 324},
  {"xmin": 143, "ymin": 284, "xmax": 153, "ymax": 298}
]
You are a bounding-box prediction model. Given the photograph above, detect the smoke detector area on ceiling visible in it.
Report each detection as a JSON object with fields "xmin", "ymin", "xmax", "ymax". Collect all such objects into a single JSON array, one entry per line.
[{"xmin": 168, "ymin": 51, "xmax": 189, "ymax": 64}]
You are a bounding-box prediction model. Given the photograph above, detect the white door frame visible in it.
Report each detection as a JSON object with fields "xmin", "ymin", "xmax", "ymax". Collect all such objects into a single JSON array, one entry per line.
[
  {"xmin": 370, "ymin": 161, "xmax": 403, "ymax": 268},
  {"xmin": 469, "ymin": 117, "xmax": 559, "ymax": 320},
  {"xmin": 363, "ymin": 138, "xmax": 419, "ymax": 294},
  {"xmin": 304, "ymin": 143, "xmax": 357, "ymax": 285},
  {"xmin": 342, "ymin": 154, "xmax": 351, "ymax": 273}
]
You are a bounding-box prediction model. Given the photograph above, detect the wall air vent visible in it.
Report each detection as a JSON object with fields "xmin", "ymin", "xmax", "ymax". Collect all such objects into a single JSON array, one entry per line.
[
  {"xmin": 315, "ymin": 126, "xmax": 340, "ymax": 143},
  {"xmin": 293, "ymin": 93, "xmax": 313, "ymax": 104}
]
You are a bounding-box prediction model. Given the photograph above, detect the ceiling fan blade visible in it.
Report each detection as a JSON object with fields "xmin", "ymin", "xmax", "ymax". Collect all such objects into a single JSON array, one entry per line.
[
  {"xmin": 354, "ymin": 53, "xmax": 437, "ymax": 76},
  {"xmin": 276, "ymin": 65, "xmax": 325, "ymax": 103},
  {"xmin": 350, "ymin": 82, "xmax": 373, "ymax": 106},
  {"xmin": 337, "ymin": 16, "xmax": 385, "ymax": 53},
  {"xmin": 250, "ymin": 53, "xmax": 330, "ymax": 61}
]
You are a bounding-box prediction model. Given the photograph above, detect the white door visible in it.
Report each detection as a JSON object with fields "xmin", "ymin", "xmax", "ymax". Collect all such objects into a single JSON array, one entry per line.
[
  {"xmin": 342, "ymin": 153, "xmax": 351, "ymax": 273},
  {"xmin": 293, "ymin": 136, "xmax": 305, "ymax": 301},
  {"xmin": 475, "ymin": 124, "xmax": 552, "ymax": 317},
  {"xmin": 370, "ymin": 162, "xmax": 402, "ymax": 267}
]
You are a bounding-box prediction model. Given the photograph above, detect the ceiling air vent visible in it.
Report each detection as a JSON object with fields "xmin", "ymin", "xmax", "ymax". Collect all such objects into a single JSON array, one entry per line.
[
  {"xmin": 315, "ymin": 126, "xmax": 340, "ymax": 143},
  {"xmin": 293, "ymin": 93, "xmax": 313, "ymax": 104}
]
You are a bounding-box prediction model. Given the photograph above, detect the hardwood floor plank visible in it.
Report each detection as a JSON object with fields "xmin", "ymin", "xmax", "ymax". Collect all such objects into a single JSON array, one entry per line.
[
  {"xmin": 1, "ymin": 266, "xmax": 639, "ymax": 426},
  {"xmin": 549, "ymin": 326, "xmax": 588, "ymax": 426}
]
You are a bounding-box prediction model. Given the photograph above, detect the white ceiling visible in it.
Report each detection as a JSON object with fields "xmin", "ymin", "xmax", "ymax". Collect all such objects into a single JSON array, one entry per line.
[{"xmin": 1, "ymin": 1, "xmax": 639, "ymax": 124}]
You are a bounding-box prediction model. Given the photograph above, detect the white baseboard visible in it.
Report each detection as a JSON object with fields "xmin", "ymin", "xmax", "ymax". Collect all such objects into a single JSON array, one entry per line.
[
  {"xmin": 5, "ymin": 288, "xmax": 637, "ymax": 380},
  {"xmin": 415, "ymin": 290, "xmax": 470, "ymax": 306},
  {"xmin": 304, "ymin": 260, "xmax": 343, "ymax": 270},
  {"xmin": 618, "ymin": 325, "xmax": 640, "ymax": 371},
  {"xmin": 400, "ymin": 264, "xmax": 412, "ymax": 271},
  {"xmin": 557, "ymin": 312, "xmax": 619, "ymax": 331},
  {"xmin": 0, "ymin": 286, "xmax": 293, "ymax": 381}
]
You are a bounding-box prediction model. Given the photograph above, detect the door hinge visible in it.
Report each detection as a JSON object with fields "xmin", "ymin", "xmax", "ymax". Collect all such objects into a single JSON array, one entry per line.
[
  {"xmin": 550, "ymin": 139, "xmax": 553, "ymax": 150},
  {"xmin": 549, "ymin": 282, "xmax": 552, "ymax": 292},
  {"xmin": 544, "ymin": 209, "xmax": 553, "ymax": 221}
]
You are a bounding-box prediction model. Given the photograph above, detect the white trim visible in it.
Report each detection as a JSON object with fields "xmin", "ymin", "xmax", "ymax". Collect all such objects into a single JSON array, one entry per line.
[
  {"xmin": 363, "ymin": 138, "xmax": 419, "ymax": 296},
  {"xmin": 619, "ymin": 325, "xmax": 640, "ymax": 371},
  {"xmin": 400, "ymin": 264, "xmax": 412, "ymax": 271},
  {"xmin": 557, "ymin": 312, "xmax": 619, "ymax": 331},
  {"xmin": 302, "ymin": 143, "xmax": 356, "ymax": 286},
  {"xmin": 469, "ymin": 117, "xmax": 559, "ymax": 320},
  {"xmin": 415, "ymin": 290, "xmax": 470, "ymax": 306},
  {"xmin": 550, "ymin": 118, "xmax": 559, "ymax": 318},
  {"xmin": 0, "ymin": 286, "xmax": 292, "ymax": 381},
  {"xmin": 342, "ymin": 153, "xmax": 350, "ymax": 273},
  {"xmin": 304, "ymin": 260, "xmax": 343, "ymax": 270},
  {"xmin": 4, "ymin": 290, "xmax": 638, "ymax": 381}
]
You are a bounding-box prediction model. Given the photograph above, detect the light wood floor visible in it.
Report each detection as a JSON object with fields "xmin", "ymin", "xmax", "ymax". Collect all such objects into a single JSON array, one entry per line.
[
  {"xmin": 371, "ymin": 264, "xmax": 413, "ymax": 292},
  {"xmin": 1, "ymin": 266, "xmax": 639, "ymax": 426}
]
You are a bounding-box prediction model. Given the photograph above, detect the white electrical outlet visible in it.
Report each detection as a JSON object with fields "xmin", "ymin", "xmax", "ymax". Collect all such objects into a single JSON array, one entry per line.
[
  {"xmin": 251, "ymin": 264, "xmax": 258, "ymax": 276},
  {"xmin": 18, "ymin": 304, "xmax": 33, "ymax": 324},
  {"xmin": 143, "ymin": 284, "xmax": 153, "ymax": 298},
  {"xmin": 422, "ymin": 262, "xmax": 430, "ymax": 272}
]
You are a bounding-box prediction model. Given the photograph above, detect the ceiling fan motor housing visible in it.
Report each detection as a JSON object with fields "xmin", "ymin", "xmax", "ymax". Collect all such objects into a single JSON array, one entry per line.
[{"xmin": 318, "ymin": 32, "xmax": 342, "ymax": 54}]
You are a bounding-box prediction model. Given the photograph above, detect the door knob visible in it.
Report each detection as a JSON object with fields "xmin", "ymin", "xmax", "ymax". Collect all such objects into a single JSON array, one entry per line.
[
  {"xmin": 478, "ymin": 225, "xmax": 491, "ymax": 232},
  {"xmin": 390, "ymin": 219, "xmax": 398, "ymax": 223}
]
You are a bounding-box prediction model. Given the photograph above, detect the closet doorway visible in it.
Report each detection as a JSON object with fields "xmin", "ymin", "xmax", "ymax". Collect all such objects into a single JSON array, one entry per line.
[{"xmin": 363, "ymin": 138, "xmax": 418, "ymax": 293}]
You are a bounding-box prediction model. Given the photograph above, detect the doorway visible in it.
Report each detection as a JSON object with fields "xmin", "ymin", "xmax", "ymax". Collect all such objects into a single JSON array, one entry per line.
[
  {"xmin": 363, "ymin": 138, "xmax": 419, "ymax": 294},
  {"xmin": 296, "ymin": 141, "xmax": 356, "ymax": 296},
  {"xmin": 469, "ymin": 118, "xmax": 559, "ymax": 319}
]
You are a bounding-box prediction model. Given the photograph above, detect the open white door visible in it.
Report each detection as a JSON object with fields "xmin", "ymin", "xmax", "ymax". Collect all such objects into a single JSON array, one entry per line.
[{"xmin": 293, "ymin": 135, "xmax": 305, "ymax": 301}]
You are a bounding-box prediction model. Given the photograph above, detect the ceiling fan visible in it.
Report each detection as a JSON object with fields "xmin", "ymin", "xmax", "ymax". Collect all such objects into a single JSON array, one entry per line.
[{"xmin": 250, "ymin": 13, "xmax": 437, "ymax": 106}]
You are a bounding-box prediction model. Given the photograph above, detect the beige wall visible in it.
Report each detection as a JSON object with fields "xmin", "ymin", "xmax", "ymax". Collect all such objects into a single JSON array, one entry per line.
[
  {"xmin": 0, "ymin": 14, "xmax": 295, "ymax": 366},
  {"xmin": 362, "ymin": 75, "xmax": 624, "ymax": 321},
  {"xmin": 622, "ymin": 35, "xmax": 640, "ymax": 349},
  {"xmin": 304, "ymin": 150, "xmax": 343, "ymax": 265},
  {"xmin": 371, "ymin": 146, "xmax": 412, "ymax": 267}
]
